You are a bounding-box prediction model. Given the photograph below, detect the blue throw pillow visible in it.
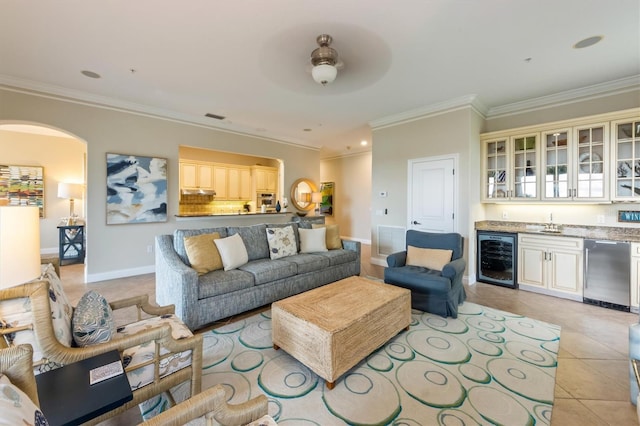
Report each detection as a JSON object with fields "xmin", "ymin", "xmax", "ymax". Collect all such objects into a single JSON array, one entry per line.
[{"xmin": 72, "ymin": 290, "xmax": 115, "ymax": 347}]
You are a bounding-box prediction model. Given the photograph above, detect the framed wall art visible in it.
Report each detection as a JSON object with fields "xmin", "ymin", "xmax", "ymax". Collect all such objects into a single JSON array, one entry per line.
[
  {"xmin": 320, "ymin": 181, "xmax": 334, "ymax": 216},
  {"xmin": 106, "ymin": 153, "xmax": 167, "ymax": 224},
  {"xmin": 0, "ymin": 164, "xmax": 45, "ymax": 217}
]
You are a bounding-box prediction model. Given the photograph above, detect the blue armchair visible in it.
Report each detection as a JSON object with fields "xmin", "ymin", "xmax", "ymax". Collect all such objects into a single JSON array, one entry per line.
[{"xmin": 384, "ymin": 230, "xmax": 466, "ymax": 318}]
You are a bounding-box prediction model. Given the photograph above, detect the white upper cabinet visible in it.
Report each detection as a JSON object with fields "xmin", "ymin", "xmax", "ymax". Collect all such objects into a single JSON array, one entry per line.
[
  {"xmin": 482, "ymin": 108, "xmax": 639, "ymax": 204},
  {"xmin": 482, "ymin": 134, "xmax": 538, "ymax": 201},
  {"xmin": 541, "ymin": 123, "xmax": 609, "ymax": 202},
  {"xmin": 612, "ymin": 118, "xmax": 640, "ymax": 201}
]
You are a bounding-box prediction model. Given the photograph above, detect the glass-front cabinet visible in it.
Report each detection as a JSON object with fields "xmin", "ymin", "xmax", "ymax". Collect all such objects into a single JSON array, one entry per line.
[
  {"xmin": 483, "ymin": 134, "xmax": 538, "ymax": 201},
  {"xmin": 612, "ymin": 119, "xmax": 640, "ymax": 200},
  {"xmin": 541, "ymin": 123, "xmax": 608, "ymax": 201}
]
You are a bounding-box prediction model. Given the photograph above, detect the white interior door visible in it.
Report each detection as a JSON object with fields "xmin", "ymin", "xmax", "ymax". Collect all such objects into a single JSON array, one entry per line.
[{"xmin": 408, "ymin": 156, "xmax": 457, "ymax": 233}]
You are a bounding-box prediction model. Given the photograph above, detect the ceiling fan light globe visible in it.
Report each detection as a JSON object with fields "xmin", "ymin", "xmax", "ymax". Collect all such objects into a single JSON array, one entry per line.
[{"xmin": 312, "ymin": 64, "xmax": 337, "ymax": 85}]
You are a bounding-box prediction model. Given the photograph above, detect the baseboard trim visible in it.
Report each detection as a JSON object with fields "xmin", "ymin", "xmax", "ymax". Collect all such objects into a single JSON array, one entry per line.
[{"xmin": 86, "ymin": 265, "xmax": 155, "ymax": 284}]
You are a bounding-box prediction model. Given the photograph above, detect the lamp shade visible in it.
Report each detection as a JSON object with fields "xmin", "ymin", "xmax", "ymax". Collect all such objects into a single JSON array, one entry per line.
[
  {"xmin": 57, "ymin": 182, "xmax": 83, "ymax": 200},
  {"xmin": 312, "ymin": 64, "xmax": 337, "ymax": 85},
  {"xmin": 0, "ymin": 206, "xmax": 41, "ymax": 289},
  {"xmin": 311, "ymin": 192, "xmax": 323, "ymax": 204}
]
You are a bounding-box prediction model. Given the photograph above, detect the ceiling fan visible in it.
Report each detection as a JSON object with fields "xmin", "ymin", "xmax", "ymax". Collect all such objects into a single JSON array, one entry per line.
[{"xmin": 310, "ymin": 34, "xmax": 344, "ymax": 85}]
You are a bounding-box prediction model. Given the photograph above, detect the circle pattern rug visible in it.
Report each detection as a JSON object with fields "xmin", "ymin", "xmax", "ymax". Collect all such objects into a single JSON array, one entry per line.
[{"xmin": 163, "ymin": 302, "xmax": 560, "ymax": 425}]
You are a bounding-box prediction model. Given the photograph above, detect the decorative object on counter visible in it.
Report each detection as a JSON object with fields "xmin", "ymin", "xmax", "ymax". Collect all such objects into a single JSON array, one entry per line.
[
  {"xmin": 275, "ymin": 200, "xmax": 281, "ymax": 212},
  {"xmin": 320, "ymin": 182, "xmax": 334, "ymax": 216},
  {"xmin": 106, "ymin": 153, "xmax": 167, "ymax": 224},
  {"xmin": 243, "ymin": 203, "xmax": 251, "ymax": 212},
  {"xmin": 0, "ymin": 206, "xmax": 41, "ymax": 289},
  {"xmin": 619, "ymin": 210, "xmax": 640, "ymax": 223},
  {"xmin": 281, "ymin": 197, "xmax": 288, "ymax": 212},
  {"xmin": 290, "ymin": 178, "xmax": 317, "ymax": 212},
  {"xmin": 0, "ymin": 164, "xmax": 45, "ymax": 217},
  {"xmin": 312, "ymin": 192, "xmax": 322, "ymax": 215},
  {"xmin": 58, "ymin": 182, "xmax": 83, "ymax": 224},
  {"xmin": 261, "ymin": 205, "xmax": 267, "ymax": 213}
]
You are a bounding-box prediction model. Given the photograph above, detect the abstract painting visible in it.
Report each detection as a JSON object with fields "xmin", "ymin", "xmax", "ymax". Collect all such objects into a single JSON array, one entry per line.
[
  {"xmin": 320, "ymin": 181, "xmax": 334, "ymax": 216},
  {"xmin": 106, "ymin": 153, "xmax": 167, "ymax": 224},
  {"xmin": 0, "ymin": 164, "xmax": 45, "ymax": 217}
]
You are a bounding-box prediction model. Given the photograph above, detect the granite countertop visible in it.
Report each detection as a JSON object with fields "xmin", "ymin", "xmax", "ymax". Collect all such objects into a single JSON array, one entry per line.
[{"xmin": 475, "ymin": 220, "xmax": 640, "ymax": 243}]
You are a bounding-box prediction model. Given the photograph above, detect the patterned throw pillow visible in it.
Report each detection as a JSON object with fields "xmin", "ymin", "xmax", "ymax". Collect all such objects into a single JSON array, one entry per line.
[
  {"xmin": 72, "ymin": 290, "xmax": 116, "ymax": 347},
  {"xmin": 0, "ymin": 374, "xmax": 49, "ymax": 425},
  {"xmin": 265, "ymin": 225, "xmax": 297, "ymax": 260}
]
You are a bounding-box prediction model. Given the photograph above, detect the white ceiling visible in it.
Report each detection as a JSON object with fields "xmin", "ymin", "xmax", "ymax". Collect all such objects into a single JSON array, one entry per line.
[{"xmin": 1, "ymin": 1, "xmax": 639, "ymax": 158}]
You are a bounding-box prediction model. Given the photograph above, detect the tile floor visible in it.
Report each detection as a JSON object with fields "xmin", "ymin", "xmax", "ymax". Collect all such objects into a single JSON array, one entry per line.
[{"xmin": 58, "ymin": 245, "xmax": 639, "ymax": 425}]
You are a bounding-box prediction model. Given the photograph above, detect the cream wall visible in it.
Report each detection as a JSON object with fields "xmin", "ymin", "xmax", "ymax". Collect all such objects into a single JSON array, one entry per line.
[
  {"xmin": 320, "ymin": 152, "xmax": 372, "ymax": 242},
  {"xmin": 0, "ymin": 88, "xmax": 319, "ymax": 282},
  {"xmin": 370, "ymin": 107, "xmax": 483, "ymax": 278},
  {"xmin": 0, "ymin": 130, "xmax": 86, "ymax": 251}
]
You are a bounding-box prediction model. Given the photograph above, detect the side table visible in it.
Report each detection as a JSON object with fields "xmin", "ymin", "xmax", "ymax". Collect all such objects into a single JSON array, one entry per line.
[
  {"xmin": 36, "ymin": 350, "xmax": 132, "ymax": 426},
  {"xmin": 58, "ymin": 225, "xmax": 85, "ymax": 266}
]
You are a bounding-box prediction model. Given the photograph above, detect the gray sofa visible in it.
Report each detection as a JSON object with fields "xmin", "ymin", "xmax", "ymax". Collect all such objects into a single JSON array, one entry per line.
[{"xmin": 155, "ymin": 222, "xmax": 361, "ymax": 330}]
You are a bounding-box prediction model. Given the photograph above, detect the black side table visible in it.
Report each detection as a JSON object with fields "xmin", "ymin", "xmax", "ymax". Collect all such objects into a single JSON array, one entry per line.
[
  {"xmin": 58, "ymin": 225, "xmax": 85, "ymax": 265},
  {"xmin": 36, "ymin": 350, "xmax": 132, "ymax": 426}
]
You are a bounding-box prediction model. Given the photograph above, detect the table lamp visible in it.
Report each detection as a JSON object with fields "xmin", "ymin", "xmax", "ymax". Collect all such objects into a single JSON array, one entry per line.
[
  {"xmin": 0, "ymin": 206, "xmax": 41, "ymax": 289},
  {"xmin": 312, "ymin": 192, "xmax": 322, "ymax": 215},
  {"xmin": 58, "ymin": 182, "xmax": 83, "ymax": 222}
]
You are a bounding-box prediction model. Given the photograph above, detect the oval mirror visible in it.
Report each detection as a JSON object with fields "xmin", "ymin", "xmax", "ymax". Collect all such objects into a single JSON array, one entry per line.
[{"xmin": 290, "ymin": 178, "xmax": 317, "ymax": 211}]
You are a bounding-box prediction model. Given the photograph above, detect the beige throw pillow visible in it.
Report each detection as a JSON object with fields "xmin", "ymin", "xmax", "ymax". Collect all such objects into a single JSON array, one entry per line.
[
  {"xmin": 184, "ymin": 232, "xmax": 223, "ymax": 274},
  {"xmin": 299, "ymin": 227, "xmax": 328, "ymax": 253},
  {"xmin": 406, "ymin": 246, "xmax": 453, "ymax": 271},
  {"xmin": 312, "ymin": 223, "xmax": 342, "ymax": 250}
]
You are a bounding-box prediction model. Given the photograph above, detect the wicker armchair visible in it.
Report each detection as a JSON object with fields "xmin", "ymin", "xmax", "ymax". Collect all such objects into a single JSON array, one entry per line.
[
  {"xmin": 0, "ymin": 280, "xmax": 203, "ymax": 425},
  {"xmin": 0, "ymin": 344, "xmax": 270, "ymax": 426}
]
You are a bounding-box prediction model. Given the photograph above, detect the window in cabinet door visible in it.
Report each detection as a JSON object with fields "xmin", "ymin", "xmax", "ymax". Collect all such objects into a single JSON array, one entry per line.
[
  {"xmin": 544, "ymin": 131, "xmax": 569, "ymax": 199},
  {"xmin": 485, "ymin": 139, "xmax": 509, "ymax": 199},
  {"xmin": 615, "ymin": 120, "xmax": 640, "ymax": 199},
  {"xmin": 512, "ymin": 135, "xmax": 537, "ymax": 199},
  {"xmin": 576, "ymin": 125, "xmax": 605, "ymax": 198}
]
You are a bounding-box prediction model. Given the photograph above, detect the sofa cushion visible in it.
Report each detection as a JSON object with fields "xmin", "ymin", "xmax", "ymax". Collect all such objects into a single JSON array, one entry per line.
[
  {"xmin": 299, "ymin": 228, "xmax": 328, "ymax": 253},
  {"xmin": 184, "ymin": 232, "xmax": 223, "ymax": 274},
  {"xmin": 384, "ymin": 266, "xmax": 451, "ymax": 293},
  {"xmin": 406, "ymin": 246, "xmax": 452, "ymax": 271},
  {"xmin": 174, "ymin": 227, "xmax": 228, "ymax": 265},
  {"xmin": 267, "ymin": 222, "xmax": 300, "ymax": 252},
  {"xmin": 214, "ymin": 234, "xmax": 249, "ymax": 271},
  {"xmin": 280, "ymin": 253, "xmax": 330, "ymax": 274},
  {"xmin": 72, "ymin": 290, "xmax": 115, "ymax": 347},
  {"xmin": 117, "ymin": 314, "xmax": 193, "ymax": 391},
  {"xmin": 265, "ymin": 226, "xmax": 297, "ymax": 260},
  {"xmin": 312, "ymin": 223, "xmax": 342, "ymax": 249},
  {"xmin": 316, "ymin": 248, "xmax": 358, "ymax": 266},
  {"xmin": 227, "ymin": 224, "xmax": 270, "ymax": 261},
  {"xmin": 238, "ymin": 259, "xmax": 297, "ymax": 285},
  {"xmin": 0, "ymin": 374, "xmax": 49, "ymax": 426},
  {"xmin": 198, "ymin": 270, "xmax": 255, "ymax": 299}
]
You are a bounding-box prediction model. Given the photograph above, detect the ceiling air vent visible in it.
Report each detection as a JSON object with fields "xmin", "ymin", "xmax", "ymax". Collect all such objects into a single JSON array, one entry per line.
[{"xmin": 205, "ymin": 113, "xmax": 226, "ymax": 120}]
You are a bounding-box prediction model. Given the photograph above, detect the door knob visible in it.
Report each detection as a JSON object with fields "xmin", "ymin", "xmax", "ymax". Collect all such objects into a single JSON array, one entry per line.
[{"xmin": 412, "ymin": 220, "xmax": 421, "ymax": 225}]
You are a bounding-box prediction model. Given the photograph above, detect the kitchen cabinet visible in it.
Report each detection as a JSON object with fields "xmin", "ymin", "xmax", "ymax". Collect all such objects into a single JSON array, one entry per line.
[
  {"xmin": 180, "ymin": 162, "xmax": 214, "ymax": 189},
  {"xmin": 518, "ymin": 234, "xmax": 583, "ymax": 301},
  {"xmin": 213, "ymin": 165, "xmax": 228, "ymax": 199},
  {"xmin": 227, "ymin": 166, "xmax": 252, "ymax": 200},
  {"xmin": 632, "ymin": 243, "xmax": 640, "ymax": 312},
  {"xmin": 541, "ymin": 123, "xmax": 609, "ymax": 201},
  {"xmin": 253, "ymin": 166, "xmax": 278, "ymax": 193},
  {"xmin": 482, "ymin": 133, "xmax": 538, "ymax": 201},
  {"xmin": 611, "ymin": 118, "xmax": 640, "ymax": 200}
]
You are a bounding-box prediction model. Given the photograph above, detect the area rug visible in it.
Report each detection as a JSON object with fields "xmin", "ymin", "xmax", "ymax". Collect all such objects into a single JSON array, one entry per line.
[{"xmin": 163, "ymin": 302, "xmax": 561, "ymax": 425}]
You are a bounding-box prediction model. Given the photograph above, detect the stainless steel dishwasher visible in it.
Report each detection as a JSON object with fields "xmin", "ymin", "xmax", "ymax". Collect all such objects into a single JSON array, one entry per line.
[{"xmin": 584, "ymin": 239, "xmax": 631, "ymax": 311}]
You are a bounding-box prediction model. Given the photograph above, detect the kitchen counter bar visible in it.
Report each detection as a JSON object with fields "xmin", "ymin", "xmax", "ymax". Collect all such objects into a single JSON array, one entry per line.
[
  {"xmin": 175, "ymin": 212, "xmax": 294, "ymax": 221},
  {"xmin": 475, "ymin": 220, "xmax": 640, "ymax": 243}
]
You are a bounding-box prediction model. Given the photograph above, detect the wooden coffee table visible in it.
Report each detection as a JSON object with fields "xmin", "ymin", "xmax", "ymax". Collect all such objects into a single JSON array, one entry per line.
[{"xmin": 272, "ymin": 276, "xmax": 411, "ymax": 389}]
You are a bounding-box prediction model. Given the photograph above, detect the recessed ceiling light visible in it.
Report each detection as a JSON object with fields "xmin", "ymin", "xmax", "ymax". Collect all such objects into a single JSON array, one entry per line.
[
  {"xmin": 573, "ymin": 35, "xmax": 603, "ymax": 49},
  {"xmin": 81, "ymin": 70, "xmax": 101, "ymax": 79},
  {"xmin": 303, "ymin": 128, "xmax": 312, "ymax": 132},
  {"xmin": 360, "ymin": 140, "xmax": 368, "ymax": 146}
]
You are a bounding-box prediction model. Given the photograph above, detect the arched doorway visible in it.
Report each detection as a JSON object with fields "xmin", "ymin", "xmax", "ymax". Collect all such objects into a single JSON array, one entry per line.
[{"xmin": 0, "ymin": 122, "xmax": 87, "ymax": 280}]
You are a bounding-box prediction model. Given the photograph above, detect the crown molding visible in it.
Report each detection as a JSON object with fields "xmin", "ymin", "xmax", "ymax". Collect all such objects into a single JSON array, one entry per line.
[
  {"xmin": 370, "ymin": 94, "xmax": 488, "ymax": 130},
  {"xmin": 486, "ymin": 75, "xmax": 640, "ymax": 118},
  {"xmin": 0, "ymin": 75, "xmax": 320, "ymax": 152}
]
